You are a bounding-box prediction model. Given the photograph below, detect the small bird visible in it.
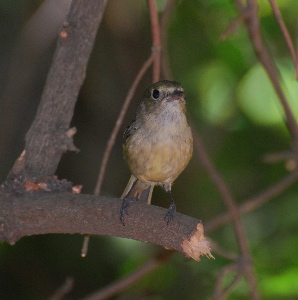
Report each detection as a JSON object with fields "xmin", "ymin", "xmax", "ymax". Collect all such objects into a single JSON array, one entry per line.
[{"xmin": 120, "ymin": 80, "xmax": 193, "ymax": 224}]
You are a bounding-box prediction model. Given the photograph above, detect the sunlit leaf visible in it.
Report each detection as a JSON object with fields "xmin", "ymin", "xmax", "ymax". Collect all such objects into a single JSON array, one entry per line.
[
  {"xmin": 237, "ymin": 61, "xmax": 298, "ymax": 126},
  {"xmin": 196, "ymin": 60, "xmax": 236, "ymax": 125}
]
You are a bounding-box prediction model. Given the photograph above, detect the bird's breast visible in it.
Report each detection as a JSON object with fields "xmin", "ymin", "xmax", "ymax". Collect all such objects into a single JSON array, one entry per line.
[{"xmin": 124, "ymin": 110, "xmax": 193, "ymax": 184}]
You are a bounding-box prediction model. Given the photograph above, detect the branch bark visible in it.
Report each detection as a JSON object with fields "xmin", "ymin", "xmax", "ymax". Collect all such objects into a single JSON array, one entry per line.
[
  {"xmin": 23, "ymin": 0, "xmax": 108, "ymax": 180},
  {"xmin": 0, "ymin": 191, "xmax": 211, "ymax": 262}
]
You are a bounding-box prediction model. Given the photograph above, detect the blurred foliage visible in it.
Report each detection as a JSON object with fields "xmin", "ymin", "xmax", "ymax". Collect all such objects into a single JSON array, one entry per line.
[{"xmin": 0, "ymin": 0, "xmax": 298, "ymax": 299}]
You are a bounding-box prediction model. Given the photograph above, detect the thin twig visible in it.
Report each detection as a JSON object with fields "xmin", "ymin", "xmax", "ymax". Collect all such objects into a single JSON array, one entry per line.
[
  {"xmin": 93, "ymin": 55, "xmax": 154, "ymax": 197},
  {"xmin": 241, "ymin": 170, "xmax": 298, "ymax": 213},
  {"xmin": 81, "ymin": 234, "xmax": 90, "ymax": 257},
  {"xmin": 225, "ymin": 2, "xmax": 298, "ymax": 294},
  {"xmin": 93, "ymin": 1, "xmax": 162, "ymax": 197},
  {"xmin": 238, "ymin": 0, "xmax": 298, "ymax": 145},
  {"xmin": 269, "ymin": 0, "xmax": 298, "ymax": 79},
  {"xmin": 160, "ymin": 0, "xmax": 177, "ymax": 79},
  {"xmin": 49, "ymin": 277, "xmax": 74, "ymax": 300},
  {"xmin": 220, "ymin": 14, "xmax": 247, "ymax": 40},
  {"xmin": 147, "ymin": 0, "xmax": 161, "ymax": 82},
  {"xmin": 193, "ymin": 133, "xmax": 260, "ymax": 300},
  {"xmin": 80, "ymin": 251, "xmax": 173, "ymax": 300},
  {"xmin": 212, "ymin": 263, "xmax": 243, "ymax": 300},
  {"xmin": 205, "ymin": 168, "xmax": 298, "ymax": 233}
]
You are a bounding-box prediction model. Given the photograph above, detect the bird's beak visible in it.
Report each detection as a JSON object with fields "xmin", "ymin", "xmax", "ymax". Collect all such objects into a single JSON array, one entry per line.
[{"xmin": 171, "ymin": 90, "xmax": 184, "ymax": 101}]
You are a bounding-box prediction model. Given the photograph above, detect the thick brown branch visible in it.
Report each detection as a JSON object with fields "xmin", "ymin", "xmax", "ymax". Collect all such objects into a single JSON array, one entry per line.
[
  {"xmin": 24, "ymin": 0, "xmax": 108, "ymax": 180},
  {"xmin": 0, "ymin": 192, "xmax": 211, "ymax": 262}
]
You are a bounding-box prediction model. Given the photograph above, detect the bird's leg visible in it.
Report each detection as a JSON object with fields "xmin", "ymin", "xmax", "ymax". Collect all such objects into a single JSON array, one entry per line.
[
  {"xmin": 164, "ymin": 188, "xmax": 176, "ymax": 224},
  {"xmin": 120, "ymin": 196, "xmax": 136, "ymax": 225},
  {"xmin": 120, "ymin": 179, "xmax": 138, "ymax": 225},
  {"xmin": 139, "ymin": 185, "xmax": 152, "ymax": 204}
]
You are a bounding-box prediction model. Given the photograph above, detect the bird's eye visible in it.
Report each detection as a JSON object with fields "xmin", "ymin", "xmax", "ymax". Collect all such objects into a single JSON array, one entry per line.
[{"xmin": 152, "ymin": 89, "xmax": 160, "ymax": 99}]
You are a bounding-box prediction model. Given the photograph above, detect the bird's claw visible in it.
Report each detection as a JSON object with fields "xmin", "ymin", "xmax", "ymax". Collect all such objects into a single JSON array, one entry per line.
[
  {"xmin": 120, "ymin": 197, "xmax": 135, "ymax": 225},
  {"xmin": 164, "ymin": 202, "xmax": 176, "ymax": 225}
]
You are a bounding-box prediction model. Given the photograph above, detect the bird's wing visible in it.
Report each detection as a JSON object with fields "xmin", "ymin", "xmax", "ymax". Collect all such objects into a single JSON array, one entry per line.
[{"xmin": 123, "ymin": 119, "xmax": 137, "ymax": 139}]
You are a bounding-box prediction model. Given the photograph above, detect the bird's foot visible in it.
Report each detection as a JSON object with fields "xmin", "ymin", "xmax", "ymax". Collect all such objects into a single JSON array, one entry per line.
[
  {"xmin": 164, "ymin": 202, "xmax": 176, "ymax": 225},
  {"xmin": 120, "ymin": 197, "xmax": 136, "ymax": 225}
]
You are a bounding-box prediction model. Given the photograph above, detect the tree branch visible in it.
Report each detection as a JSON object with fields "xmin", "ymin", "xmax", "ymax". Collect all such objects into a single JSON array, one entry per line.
[
  {"xmin": 81, "ymin": 251, "xmax": 173, "ymax": 300},
  {"xmin": 160, "ymin": 0, "xmax": 176, "ymax": 79},
  {"xmin": 194, "ymin": 133, "xmax": 260, "ymax": 299},
  {"xmin": 205, "ymin": 169, "xmax": 298, "ymax": 233},
  {"xmin": 0, "ymin": 191, "xmax": 211, "ymax": 262},
  {"xmin": 93, "ymin": 54, "xmax": 154, "ymax": 196},
  {"xmin": 238, "ymin": 0, "xmax": 298, "ymax": 144},
  {"xmin": 49, "ymin": 277, "xmax": 74, "ymax": 300},
  {"xmin": 93, "ymin": 1, "xmax": 164, "ymax": 197},
  {"xmin": 147, "ymin": 0, "xmax": 161, "ymax": 82},
  {"xmin": 269, "ymin": 0, "xmax": 298, "ymax": 79},
  {"xmin": 23, "ymin": 0, "xmax": 108, "ymax": 180}
]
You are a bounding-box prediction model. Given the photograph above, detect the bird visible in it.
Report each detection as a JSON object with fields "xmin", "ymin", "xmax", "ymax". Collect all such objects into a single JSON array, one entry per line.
[{"xmin": 120, "ymin": 80, "xmax": 193, "ymax": 224}]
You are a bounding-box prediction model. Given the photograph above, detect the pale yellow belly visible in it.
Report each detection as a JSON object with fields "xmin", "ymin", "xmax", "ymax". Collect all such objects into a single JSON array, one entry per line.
[{"xmin": 124, "ymin": 138, "xmax": 192, "ymax": 185}]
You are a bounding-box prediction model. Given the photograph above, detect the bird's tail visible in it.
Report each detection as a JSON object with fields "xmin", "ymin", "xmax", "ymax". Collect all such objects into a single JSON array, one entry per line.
[{"xmin": 121, "ymin": 175, "xmax": 154, "ymax": 204}]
